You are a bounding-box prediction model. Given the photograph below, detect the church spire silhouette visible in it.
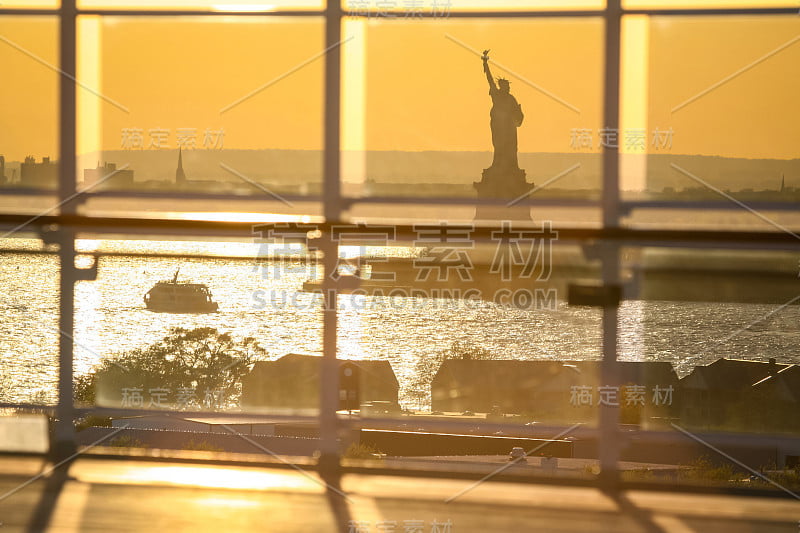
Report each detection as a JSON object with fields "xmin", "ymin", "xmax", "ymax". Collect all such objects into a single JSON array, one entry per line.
[{"xmin": 176, "ymin": 147, "xmax": 186, "ymax": 184}]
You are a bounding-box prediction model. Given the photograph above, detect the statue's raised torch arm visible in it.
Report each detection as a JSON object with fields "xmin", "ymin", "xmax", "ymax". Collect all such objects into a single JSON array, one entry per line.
[{"xmin": 482, "ymin": 49, "xmax": 497, "ymax": 92}]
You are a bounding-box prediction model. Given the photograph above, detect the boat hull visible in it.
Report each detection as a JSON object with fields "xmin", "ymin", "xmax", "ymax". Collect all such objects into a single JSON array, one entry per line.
[{"xmin": 144, "ymin": 300, "xmax": 219, "ymax": 314}]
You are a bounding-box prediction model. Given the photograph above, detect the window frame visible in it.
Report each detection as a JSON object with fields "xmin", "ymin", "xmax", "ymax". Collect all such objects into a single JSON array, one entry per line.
[{"xmin": 0, "ymin": 0, "xmax": 797, "ymax": 491}]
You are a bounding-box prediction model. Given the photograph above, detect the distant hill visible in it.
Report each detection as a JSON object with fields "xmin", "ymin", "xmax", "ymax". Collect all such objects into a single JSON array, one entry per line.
[
  {"xmin": 4, "ymin": 149, "xmax": 794, "ymax": 193},
  {"xmin": 644, "ymin": 154, "xmax": 800, "ymax": 193}
]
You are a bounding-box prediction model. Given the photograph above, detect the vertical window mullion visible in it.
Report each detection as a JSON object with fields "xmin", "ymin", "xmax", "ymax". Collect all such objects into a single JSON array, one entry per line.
[
  {"xmin": 599, "ymin": 0, "xmax": 622, "ymax": 489},
  {"xmin": 319, "ymin": 1, "xmax": 343, "ymax": 470},
  {"xmin": 54, "ymin": 0, "xmax": 78, "ymax": 458}
]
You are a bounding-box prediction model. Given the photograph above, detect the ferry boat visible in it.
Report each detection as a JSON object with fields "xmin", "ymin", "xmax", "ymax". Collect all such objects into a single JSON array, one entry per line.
[{"xmin": 144, "ymin": 269, "xmax": 219, "ymax": 313}]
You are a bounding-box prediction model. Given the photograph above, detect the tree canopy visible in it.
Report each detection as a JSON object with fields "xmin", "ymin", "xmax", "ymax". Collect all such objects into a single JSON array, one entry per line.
[{"xmin": 76, "ymin": 327, "xmax": 268, "ymax": 410}]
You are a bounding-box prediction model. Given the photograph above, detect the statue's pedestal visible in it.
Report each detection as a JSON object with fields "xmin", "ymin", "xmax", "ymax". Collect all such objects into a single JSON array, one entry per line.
[{"xmin": 473, "ymin": 166, "xmax": 533, "ymax": 221}]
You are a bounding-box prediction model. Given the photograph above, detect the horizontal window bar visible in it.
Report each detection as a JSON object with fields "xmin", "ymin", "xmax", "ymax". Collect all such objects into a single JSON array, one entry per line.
[
  {"xmin": 2, "ymin": 214, "xmax": 800, "ymax": 247},
  {"xmin": 1, "ymin": 7, "xmax": 795, "ymax": 15}
]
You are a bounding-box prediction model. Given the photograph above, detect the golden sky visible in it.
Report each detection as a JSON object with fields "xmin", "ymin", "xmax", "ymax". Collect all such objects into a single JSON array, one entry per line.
[
  {"xmin": 647, "ymin": 15, "xmax": 799, "ymax": 159},
  {"xmin": 0, "ymin": 8, "xmax": 797, "ymax": 162},
  {"xmin": 0, "ymin": 16, "xmax": 59, "ymax": 162}
]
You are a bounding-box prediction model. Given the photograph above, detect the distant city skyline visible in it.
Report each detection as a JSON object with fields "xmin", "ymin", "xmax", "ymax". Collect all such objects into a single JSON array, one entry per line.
[{"xmin": 2, "ymin": 149, "xmax": 797, "ymax": 197}]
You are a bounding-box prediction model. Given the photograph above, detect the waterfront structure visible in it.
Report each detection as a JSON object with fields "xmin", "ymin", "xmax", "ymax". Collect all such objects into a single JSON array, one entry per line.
[
  {"xmin": 20, "ymin": 155, "xmax": 57, "ymax": 188},
  {"xmin": 84, "ymin": 161, "xmax": 135, "ymax": 190},
  {"xmin": 739, "ymin": 363, "xmax": 800, "ymax": 433},
  {"xmin": 242, "ymin": 354, "xmax": 399, "ymax": 410},
  {"xmin": 679, "ymin": 357, "xmax": 788, "ymax": 428},
  {"xmin": 431, "ymin": 359, "xmax": 678, "ymax": 423}
]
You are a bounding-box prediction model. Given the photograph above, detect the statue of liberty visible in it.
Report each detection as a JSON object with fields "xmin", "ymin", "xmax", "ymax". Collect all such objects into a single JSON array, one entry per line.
[
  {"xmin": 482, "ymin": 49, "xmax": 524, "ymax": 171},
  {"xmin": 474, "ymin": 49, "xmax": 531, "ymax": 221}
]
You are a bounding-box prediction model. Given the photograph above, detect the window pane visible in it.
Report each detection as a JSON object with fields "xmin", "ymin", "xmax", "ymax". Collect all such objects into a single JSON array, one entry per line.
[
  {"xmin": 325, "ymin": 228, "xmax": 611, "ymax": 477},
  {"xmin": 0, "ymin": 246, "xmax": 60, "ymax": 406},
  {"xmin": 621, "ymin": 15, "xmax": 800, "ymax": 232},
  {"xmin": 78, "ymin": 1, "xmax": 324, "ymax": 11},
  {"xmin": 343, "ymin": 0, "xmax": 605, "ymax": 14},
  {"xmin": 77, "ymin": 236, "xmax": 323, "ymax": 420},
  {"xmin": 624, "ymin": 0, "xmax": 797, "ymax": 9},
  {"xmin": 0, "ymin": 16, "xmax": 59, "ymax": 194},
  {"xmin": 619, "ymin": 246, "xmax": 800, "ymax": 491},
  {"xmin": 76, "ymin": 16, "xmax": 324, "ymax": 220},
  {"xmin": 1, "ymin": 0, "xmax": 59, "ymax": 8},
  {"xmin": 343, "ymin": 18, "xmax": 604, "ymax": 226}
]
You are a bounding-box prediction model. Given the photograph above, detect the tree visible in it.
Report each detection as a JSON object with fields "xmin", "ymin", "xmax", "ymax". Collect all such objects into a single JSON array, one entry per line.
[{"xmin": 76, "ymin": 327, "xmax": 268, "ymax": 409}]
